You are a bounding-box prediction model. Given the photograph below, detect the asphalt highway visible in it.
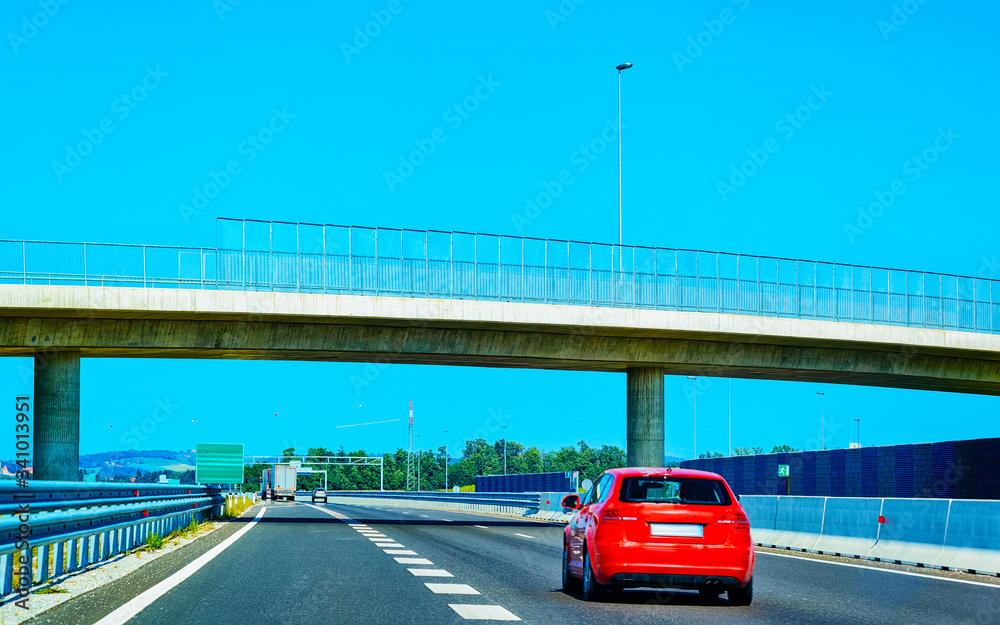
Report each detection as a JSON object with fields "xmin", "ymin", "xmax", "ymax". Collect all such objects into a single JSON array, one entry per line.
[{"xmin": 25, "ymin": 500, "xmax": 1000, "ymax": 624}]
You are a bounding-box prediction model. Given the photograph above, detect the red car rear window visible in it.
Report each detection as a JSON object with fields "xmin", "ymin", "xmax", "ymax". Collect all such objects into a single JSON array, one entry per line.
[{"xmin": 618, "ymin": 476, "xmax": 731, "ymax": 505}]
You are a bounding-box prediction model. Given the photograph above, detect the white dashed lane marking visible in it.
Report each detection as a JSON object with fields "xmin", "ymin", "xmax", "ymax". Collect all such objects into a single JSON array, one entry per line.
[
  {"xmin": 425, "ymin": 583, "xmax": 480, "ymax": 595},
  {"xmin": 448, "ymin": 605, "xmax": 521, "ymax": 621},
  {"xmin": 315, "ymin": 503, "xmax": 522, "ymax": 621},
  {"xmin": 395, "ymin": 557, "xmax": 434, "ymax": 565},
  {"xmin": 408, "ymin": 568, "xmax": 454, "ymax": 577}
]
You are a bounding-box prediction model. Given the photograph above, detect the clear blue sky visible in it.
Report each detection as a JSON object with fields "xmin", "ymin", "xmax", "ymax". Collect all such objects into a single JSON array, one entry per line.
[{"xmin": 2, "ymin": 1, "xmax": 998, "ymax": 460}]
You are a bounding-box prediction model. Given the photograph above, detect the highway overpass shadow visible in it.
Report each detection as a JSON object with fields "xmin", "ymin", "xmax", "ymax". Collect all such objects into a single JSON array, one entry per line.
[
  {"xmin": 336, "ymin": 518, "xmax": 563, "ymax": 527},
  {"xmin": 247, "ymin": 507, "xmax": 561, "ymax": 527}
]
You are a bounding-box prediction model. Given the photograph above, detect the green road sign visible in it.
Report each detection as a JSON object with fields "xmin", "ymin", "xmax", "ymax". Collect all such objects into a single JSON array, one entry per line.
[
  {"xmin": 196, "ymin": 443, "xmax": 245, "ymax": 484},
  {"xmin": 778, "ymin": 464, "xmax": 790, "ymax": 477}
]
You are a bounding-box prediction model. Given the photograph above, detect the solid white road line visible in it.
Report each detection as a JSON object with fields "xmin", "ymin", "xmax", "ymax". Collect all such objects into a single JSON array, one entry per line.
[
  {"xmin": 425, "ymin": 583, "xmax": 480, "ymax": 595},
  {"xmin": 758, "ymin": 552, "xmax": 1000, "ymax": 588},
  {"xmin": 448, "ymin": 604, "xmax": 521, "ymax": 621},
  {"xmin": 93, "ymin": 508, "xmax": 267, "ymax": 625},
  {"xmin": 384, "ymin": 549, "xmax": 418, "ymax": 555},
  {"xmin": 408, "ymin": 568, "xmax": 454, "ymax": 577},
  {"xmin": 395, "ymin": 557, "xmax": 434, "ymax": 565},
  {"xmin": 514, "ymin": 533, "xmax": 534, "ymax": 539}
]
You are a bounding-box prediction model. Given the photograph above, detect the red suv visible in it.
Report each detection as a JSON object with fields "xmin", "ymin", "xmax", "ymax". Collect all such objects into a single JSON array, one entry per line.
[{"xmin": 561, "ymin": 467, "xmax": 754, "ymax": 605}]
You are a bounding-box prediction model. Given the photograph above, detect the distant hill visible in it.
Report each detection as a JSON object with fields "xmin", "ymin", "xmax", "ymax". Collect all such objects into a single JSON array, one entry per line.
[
  {"xmin": 83, "ymin": 449, "xmax": 195, "ymax": 480},
  {"xmin": 0, "ymin": 449, "xmax": 196, "ymax": 480},
  {"xmin": 79, "ymin": 449, "xmax": 195, "ymax": 472}
]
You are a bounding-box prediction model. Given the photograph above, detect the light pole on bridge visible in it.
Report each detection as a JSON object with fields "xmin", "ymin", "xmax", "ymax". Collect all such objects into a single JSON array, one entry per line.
[{"xmin": 616, "ymin": 61, "xmax": 633, "ymax": 274}]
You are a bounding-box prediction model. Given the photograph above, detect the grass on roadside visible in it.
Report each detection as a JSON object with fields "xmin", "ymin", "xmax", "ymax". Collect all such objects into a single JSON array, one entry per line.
[{"xmin": 217, "ymin": 495, "xmax": 256, "ymax": 520}]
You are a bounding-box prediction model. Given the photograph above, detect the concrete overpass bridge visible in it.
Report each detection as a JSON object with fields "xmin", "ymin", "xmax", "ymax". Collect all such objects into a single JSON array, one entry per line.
[{"xmin": 2, "ymin": 218, "xmax": 999, "ymax": 480}]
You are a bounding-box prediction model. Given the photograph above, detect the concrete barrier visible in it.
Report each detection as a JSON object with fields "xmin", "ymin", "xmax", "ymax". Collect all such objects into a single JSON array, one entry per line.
[
  {"xmin": 740, "ymin": 495, "xmax": 778, "ymax": 545},
  {"xmin": 767, "ymin": 496, "xmax": 826, "ymax": 551},
  {"xmin": 869, "ymin": 498, "xmax": 949, "ymax": 566},
  {"xmin": 812, "ymin": 497, "xmax": 882, "ymax": 557},
  {"xmin": 933, "ymin": 500, "xmax": 1000, "ymax": 575}
]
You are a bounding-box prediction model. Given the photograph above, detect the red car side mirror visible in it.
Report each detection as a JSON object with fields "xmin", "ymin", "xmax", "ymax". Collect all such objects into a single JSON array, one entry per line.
[{"xmin": 561, "ymin": 494, "xmax": 581, "ymax": 510}]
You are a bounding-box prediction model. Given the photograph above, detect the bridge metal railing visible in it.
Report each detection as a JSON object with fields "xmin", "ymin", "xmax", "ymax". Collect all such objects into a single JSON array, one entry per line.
[
  {"xmin": 0, "ymin": 481, "xmax": 226, "ymax": 597},
  {"xmin": 2, "ymin": 217, "xmax": 998, "ymax": 335}
]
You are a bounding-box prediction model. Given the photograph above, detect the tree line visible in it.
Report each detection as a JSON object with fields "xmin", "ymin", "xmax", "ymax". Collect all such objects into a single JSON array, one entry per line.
[{"xmin": 241, "ymin": 439, "xmax": 627, "ymax": 492}]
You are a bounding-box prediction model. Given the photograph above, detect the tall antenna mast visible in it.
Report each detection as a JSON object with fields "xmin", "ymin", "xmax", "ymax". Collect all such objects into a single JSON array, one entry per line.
[{"xmin": 406, "ymin": 400, "xmax": 414, "ymax": 490}]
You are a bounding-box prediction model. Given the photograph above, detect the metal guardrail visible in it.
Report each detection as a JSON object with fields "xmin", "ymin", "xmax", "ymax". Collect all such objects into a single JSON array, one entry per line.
[
  {"xmin": 0, "ymin": 481, "xmax": 226, "ymax": 597},
  {"xmin": 2, "ymin": 217, "xmax": 998, "ymax": 334}
]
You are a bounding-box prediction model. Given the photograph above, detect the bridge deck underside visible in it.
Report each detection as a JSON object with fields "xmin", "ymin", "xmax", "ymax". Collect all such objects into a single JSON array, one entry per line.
[{"xmin": 1, "ymin": 315, "xmax": 999, "ymax": 395}]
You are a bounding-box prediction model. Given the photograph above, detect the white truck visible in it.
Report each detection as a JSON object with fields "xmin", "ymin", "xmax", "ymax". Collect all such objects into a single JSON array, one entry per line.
[{"xmin": 273, "ymin": 465, "xmax": 298, "ymax": 502}]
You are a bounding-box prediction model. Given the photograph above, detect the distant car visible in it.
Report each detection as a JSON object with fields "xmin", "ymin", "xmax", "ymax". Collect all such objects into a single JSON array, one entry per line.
[
  {"xmin": 311, "ymin": 488, "xmax": 328, "ymax": 503},
  {"xmin": 561, "ymin": 467, "xmax": 754, "ymax": 605}
]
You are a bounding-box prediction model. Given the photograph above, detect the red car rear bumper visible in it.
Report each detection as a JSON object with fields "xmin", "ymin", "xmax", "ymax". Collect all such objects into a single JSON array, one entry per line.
[{"xmin": 592, "ymin": 541, "xmax": 754, "ymax": 588}]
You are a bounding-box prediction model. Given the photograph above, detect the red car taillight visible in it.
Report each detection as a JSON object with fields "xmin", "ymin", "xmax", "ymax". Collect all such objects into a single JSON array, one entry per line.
[
  {"xmin": 718, "ymin": 511, "xmax": 750, "ymax": 529},
  {"xmin": 601, "ymin": 509, "xmax": 622, "ymax": 524}
]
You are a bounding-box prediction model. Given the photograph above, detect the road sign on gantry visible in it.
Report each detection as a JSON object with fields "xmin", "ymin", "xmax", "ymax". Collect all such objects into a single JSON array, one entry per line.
[{"xmin": 196, "ymin": 443, "xmax": 245, "ymax": 484}]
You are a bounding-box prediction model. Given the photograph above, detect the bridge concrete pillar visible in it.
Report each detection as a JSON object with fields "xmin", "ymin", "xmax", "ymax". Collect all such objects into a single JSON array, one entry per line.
[
  {"xmin": 626, "ymin": 367, "xmax": 665, "ymax": 468},
  {"xmin": 33, "ymin": 351, "xmax": 81, "ymax": 482}
]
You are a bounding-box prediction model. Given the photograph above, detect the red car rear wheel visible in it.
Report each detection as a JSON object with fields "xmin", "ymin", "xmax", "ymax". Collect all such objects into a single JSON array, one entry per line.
[
  {"xmin": 561, "ymin": 546, "xmax": 581, "ymax": 593},
  {"xmin": 581, "ymin": 549, "xmax": 606, "ymax": 601}
]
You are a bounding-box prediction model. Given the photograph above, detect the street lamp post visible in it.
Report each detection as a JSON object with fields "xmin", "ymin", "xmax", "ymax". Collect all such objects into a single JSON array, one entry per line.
[
  {"xmin": 854, "ymin": 418, "xmax": 861, "ymax": 447},
  {"xmin": 728, "ymin": 379, "xmax": 732, "ymax": 457},
  {"xmin": 687, "ymin": 376, "xmax": 697, "ymax": 459},
  {"xmin": 415, "ymin": 434, "xmax": 421, "ymax": 491},
  {"xmin": 500, "ymin": 425, "xmax": 507, "ymax": 475},
  {"xmin": 616, "ymin": 61, "xmax": 632, "ymax": 274},
  {"xmin": 443, "ymin": 429, "xmax": 449, "ymax": 491},
  {"xmin": 817, "ymin": 392, "xmax": 825, "ymax": 450}
]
